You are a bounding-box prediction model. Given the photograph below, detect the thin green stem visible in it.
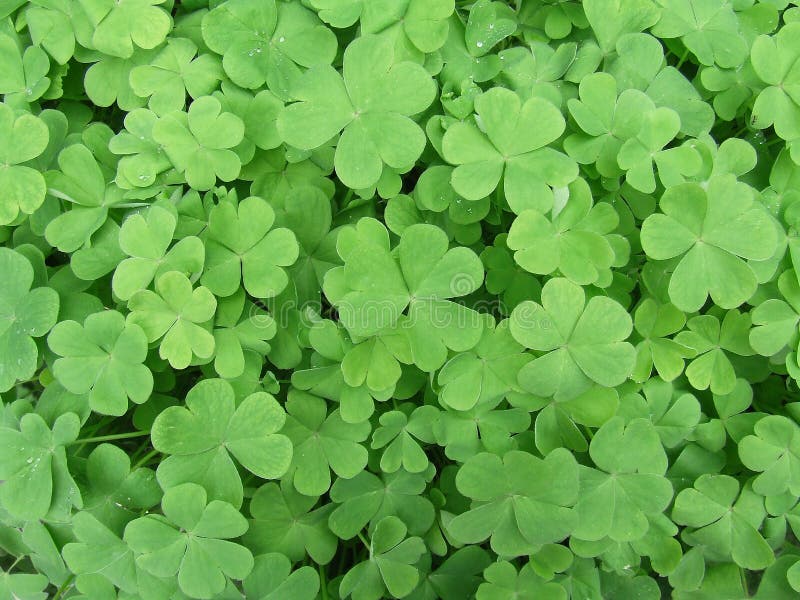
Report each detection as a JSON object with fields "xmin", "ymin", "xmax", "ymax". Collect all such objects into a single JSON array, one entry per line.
[
  {"xmin": 739, "ymin": 567, "xmax": 748, "ymax": 595},
  {"xmin": 70, "ymin": 430, "xmax": 150, "ymax": 445},
  {"xmin": 357, "ymin": 532, "xmax": 370, "ymax": 550},
  {"xmin": 133, "ymin": 448, "xmax": 160, "ymax": 469},
  {"xmin": 52, "ymin": 574, "xmax": 75, "ymax": 600},
  {"xmin": 319, "ymin": 565, "xmax": 329, "ymax": 600},
  {"xmin": 675, "ymin": 49, "xmax": 690, "ymax": 70}
]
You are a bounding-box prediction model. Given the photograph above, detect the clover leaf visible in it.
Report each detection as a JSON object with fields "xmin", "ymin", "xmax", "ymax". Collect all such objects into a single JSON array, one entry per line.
[
  {"xmin": 202, "ymin": 0, "xmax": 337, "ymax": 98},
  {"xmin": 510, "ymin": 277, "xmax": 635, "ymax": 400},
  {"xmin": 48, "ymin": 311, "xmax": 153, "ymax": 416},
  {"xmin": 129, "ymin": 38, "xmax": 224, "ymax": 115},
  {"xmin": 201, "ymin": 194, "xmax": 299, "ymax": 298},
  {"xmin": 370, "ymin": 406, "xmax": 436, "ymax": 474},
  {"xmin": 112, "ymin": 203, "xmax": 205, "ymax": 301},
  {"xmin": 573, "ymin": 417, "xmax": 673, "ymax": 542},
  {"xmin": 124, "ymin": 482, "xmax": 253, "ymax": 599},
  {"xmin": 640, "ymin": 175, "xmax": 779, "ymax": 311},
  {"xmin": 750, "ymin": 270, "xmax": 800, "ymax": 357},
  {"xmin": 0, "ymin": 103, "xmax": 49, "ymax": 224},
  {"xmin": 151, "ymin": 378, "xmax": 292, "ymax": 506},
  {"xmin": 339, "ymin": 516, "xmax": 427, "ymax": 600},
  {"xmin": 245, "ymin": 480, "xmax": 337, "ymax": 565},
  {"xmin": 278, "ymin": 34, "xmax": 436, "ymax": 189},
  {"xmin": 507, "ymin": 178, "xmax": 625, "ymax": 286},
  {"xmin": 442, "ymin": 87, "xmax": 577, "ymax": 213},
  {"xmin": 477, "ymin": 561, "xmax": 567, "ymax": 600},
  {"xmin": 0, "ymin": 248, "xmax": 59, "ymax": 392},
  {"xmin": 0, "ymin": 412, "xmax": 81, "ymax": 520},
  {"xmin": 751, "ymin": 22, "xmax": 800, "ymax": 141},
  {"xmin": 82, "ymin": 0, "xmax": 171, "ymax": 58},
  {"xmin": 152, "ymin": 96, "xmax": 245, "ymax": 190},
  {"xmin": 0, "ymin": 33, "xmax": 50, "ymax": 106},
  {"xmin": 243, "ymin": 553, "xmax": 320, "ymax": 600},
  {"xmin": 282, "ymin": 390, "xmax": 370, "ymax": 496},
  {"xmin": 739, "ymin": 415, "xmax": 800, "ymax": 497},
  {"xmin": 127, "ymin": 271, "xmax": 217, "ymax": 369},
  {"xmin": 672, "ymin": 474, "xmax": 773, "ymax": 570}
]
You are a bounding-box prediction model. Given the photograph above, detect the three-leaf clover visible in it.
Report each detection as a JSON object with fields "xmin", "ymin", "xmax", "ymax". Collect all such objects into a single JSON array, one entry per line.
[
  {"xmin": 152, "ymin": 96, "xmax": 245, "ymax": 190},
  {"xmin": 448, "ymin": 449, "xmax": 579, "ymax": 556},
  {"xmin": 672, "ymin": 474, "xmax": 773, "ymax": 570},
  {"xmin": 202, "ymin": 0, "xmax": 337, "ymax": 98},
  {"xmin": 112, "ymin": 203, "xmax": 205, "ymax": 301},
  {"xmin": 201, "ymin": 194, "xmax": 299, "ymax": 298},
  {"xmin": 243, "ymin": 553, "xmax": 320, "ymax": 600},
  {"xmin": 0, "ymin": 248, "xmax": 59, "ymax": 392},
  {"xmin": 282, "ymin": 390, "xmax": 370, "ymax": 496},
  {"xmin": 278, "ymin": 34, "xmax": 436, "ymax": 189},
  {"xmin": 48, "ymin": 310, "xmax": 153, "ymax": 416},
  {"xmin": 510, "ymin": 277, "xmax": 635, "ymax": 400},
  {"xmin": 751, "ymin": 23, "xmax": 800, "ymax": 141},
  {"xmin": 0, "ymin": 103, "xmax": 49, "ymax": 224},
  {"xmin": 631, "ymin": 298, "xmax": 691, "ymax": 383},
  {"xmin": 124, "ymin": 482, "xmax": 254, "ymax": 599},
  {"xmin": 82, "ymin": 0, "xmax": 171, "ymax": 58},
  {"xmin": 339, "ymin": 516, "xmax": 427, "ymax": 600},
  {"xmin": 151, "ymin": 378, "xmax": 292, "ymax": 507},
  {"xmin": 739, "ymin": 415, "xmax": 800, "ymax": 497},
  {"xmin": 127, "ymin": 271, "xmax": 217, "ymax": 369},
  {"xmin": 0, "ymin": 412, "xmax": 81, "ymax": 520},
  {"xmin": 640, "ymin": 175, "xmax": 779, "ymax": 311},
  {"xmin": 442, "ymin": 87, "xmax": 577, "ymax": 213}
]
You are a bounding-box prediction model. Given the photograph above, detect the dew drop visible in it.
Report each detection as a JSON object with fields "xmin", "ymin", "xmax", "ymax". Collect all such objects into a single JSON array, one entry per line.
[
  {"xmin": 476, "ymin": 41, "xmax": 484, "ymax": 48},
  {"xmin": 279, "ymin": 36, "xmax": 286, "ymax": 43},
  {"xmin": 489, "ymin": 24, "xmax": 494, "ymax": 30},
  {"xmin": 25, "ymin": 87, "xmax": 32, "ymax": 95},
  {"xmin": 138, "ymin": 175, "xmax": 149, "ymax": 181},
  {"xmin": 26, "ymin": 457, "xmax": 33, "ymax": 464}
]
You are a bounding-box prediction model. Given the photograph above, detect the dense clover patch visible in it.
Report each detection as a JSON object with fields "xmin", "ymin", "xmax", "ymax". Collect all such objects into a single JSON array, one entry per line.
[{"xmin": 5, "ymin": 0, "xmax": 800, "ymax": 598}]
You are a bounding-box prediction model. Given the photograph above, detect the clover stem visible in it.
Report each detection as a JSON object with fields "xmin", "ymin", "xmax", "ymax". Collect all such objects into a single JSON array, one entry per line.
[
  {"xmin": 52, "ymin": 574, "xmax": 75, "ymax": 600},
  {"xmin": 319, "ymin": 565, "xmax": 329, "ymax": 600},
  {"xmin": 357, "ymin": 532, "xmax": 370, "ymax": 550},
  {"xmin": 675, "ymin": 49, "xmax": 690, "ymax": 70},
  {"xmin": 581, "ymin": 424, "xmax": 594, "ymax": 441},
  {"xmin": 739, "ymin": 567, "xmax": 748, "ymax": 595},
  {"xmin": 70, "ymin": 430, "xmax": 150, "ymax": 445},
  {"xmin": 133, "ymin": 448, "xmax": 160, "ymax": 469}
]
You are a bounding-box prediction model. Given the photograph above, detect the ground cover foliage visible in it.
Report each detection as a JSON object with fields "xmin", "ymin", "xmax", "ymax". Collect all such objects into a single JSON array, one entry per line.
[{"xmin": 3, "ymin": 0, "xmax": 800, "ymax": 598}]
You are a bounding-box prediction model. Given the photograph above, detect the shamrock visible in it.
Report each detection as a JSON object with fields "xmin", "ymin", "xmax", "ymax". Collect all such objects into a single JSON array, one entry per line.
[
  {"xmin": 81, "ymin": 0, "xmax": 171, "ymax": 58},
  {"xmin": 0, "ymin": 249, "xmax": 59, "ymax": 392},
  {"xmin": 212, "ymin": 290, "xmax": 277, "ymax": 379},
  {"xmin": 202, "ymin": 0, "xmax": 337, "ymax": 98},
  {"xmin": 751, "ymin": 23, "xmax": 800, "ymax": 141},
  {"xmin": 48, "ymin": 310, "xmax": 153, "ymax": 416},
  {"xmin": 282, "ymin": 390, "xmax": 371, "ymax": 496},
  {"xmin": 750, "ymin": 271, "xmax": 800, "ymax": 358},
  {"xmin": 434, "ymin": 398, "xmax": 531, "ymax": 462},
  {"xmin": 640, "ymin": 175, "xmax": 779, "ymax": 312},
  {"xmin": 78, "ymin": 443, "xmax": 161, "ymax": 534},
  {"xmin": 151, "ymin": 378, "xmax": 293, "ymax": 506},
  {"xmin": 112, "ymin": 203, "xmax": 205, "ymax": 301},
  {"xmin": 243, "ymin": 553, "xmax": 320, "ymax": 600},
  {"xmin": 324, "ymin": 219, "xmax": 484, "ymax": 372},
  {"xmin": 124, "ymin": 482, "xmax": 254, "ymax": 599},
  {"xmin": 0, "ymin": 103, "xmax": 49, "ymax": 224},
  {"xmin": 84, "ymin": 50, "xmax": 155, "ymax": 111},
  {"xmin": 44, "ymin": 144, "xmax": 124, "ymax": 253},
  {"xmin": 672, "ymin": 474, "xmax": 774, "ymax": 570},
  {"xmin": 583, "ymin": 0, "xmax": 660, "ymax": 53},
  {"xmin": 62, "ymin": 512, "xmax": 141, "ymax": 594},
  {"xmin": 617, "ymin": 377, "xmax": 701, "ymax": 448},
  {"xmin": 411, "ymin": 546, "xmax": 490, "ymax": 600},
  {"xmin": 152, "ymin": 96, "xmax": 245, "ymax": 190},
  {"xmin": 201, "ymin": 194, "xmax": 299, "ymax": 298},
  {"xmin": 370, "ymin": 406, "xmax": 437, "ymax": 474},
  {"xmin": 564, "ymin": 73, "xmax": 656, "ymax": 179},
  {"xmin": 481, "ymin": 234, "xmax": 542, "ymax": 313},
  {"xmin": 476, "ymin": 561, "xmax": 567, "ymax": 600},
  {"xmin": 674, "ymin": 310, "xmax": 754, "ymax": 395},
  {"xmin": 437, "ymin": 317, "xmax": 530, "ymax": 411},
  {"xmin": 448, "ymin": 449, "xmax": 579, "ymax": 556},
  {"xmin": 127, "ymin": 271, "xmax": 217, "ymax": 369},
  {"xmin": 108, "ymin": 109, "xmax": 173, "ymax": 188},
  {"xmin": 339, "ymin": 516, "xmax": 427, "ymax": 600},
  {"xmin": 245, "ymin": 480, "xmax": 337, "ymax": 565},
  {"xmin": 0, "ymin": 571, "xmax": 48, "ymax": 600},
  {"xmin": 129, "ymin": 38, "xmax": 224, "ymax": 115},
  {"xmin": 0, "ymin": 33, "xmax": 50, "ymax": 106},
  {"xmin": 465, "ymin": 0, "xmax": 517, "ymax": 57},
  {"xmin": 0, "ymin": 412, "xmax": 81, "ymax": 520},
  {"xmin": 506, "ymin": 178, "xmax": 625, "ymax": 287},
  {"xmin": 441, "ymin": 87, "xmax": 577, "ymax": 213},
  {"xmin": 328, "ymin": 470, "xmax": 436, "ymax": 540},
  {"xmin": 573, "ymin": 417, "xmax": 673, "ymax": 542},
  {"xmin": 651, "ymin": 0, "xmax": 748, "ymax": 68},
  {"xmin": 278, "ymin": 34, "xmax": 436, "ymax": 189},
  {"xmin": 510, "ymin": 278, "xmax": 635, "ymax": 401},
  {"xmin": 25, "ymin": 2, "xmax": 75, "ymax": 65},
  {"xmin": 631, "ymin": 298, "xmax": 691, "ymax": 383},
  {"xmin": 739, "ymin": 415, "xmax": 800, "ymax": 497}
]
